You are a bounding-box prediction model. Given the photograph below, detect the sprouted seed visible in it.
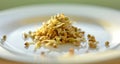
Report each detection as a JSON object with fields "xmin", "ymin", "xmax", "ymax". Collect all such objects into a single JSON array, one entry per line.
[
  {"xmin": 24, "ymin": 42, "xmax": 30, "ymax": 48},
  {"xmin": 40, "ymin": 52, "xmax": 45, "ymax": 57},
  {"xmin": 28, "ymin": 31, "xmax": 32, "ymax": 34},
  {"xmin": 1, "ymin": 35, "xmax": 7, "ymax": 43},
  {"xmin": 2, "ymin": 35, "xmax": 7, "ymax": 41},
  {"xmin": 23, "ymin": 33, "xmax": 28, "ymax": 39},
  {"xmin": 53, "ymin": 44, "xmax": 57, "ymax": 48},
  {"xmin": 87, "ymin": 34, "xmax": 98, "ymax": 49},
  {"xmin": 0, "ymin": 35, "xmax": 7, "ymax": 44},
  {"xmin": 105, "ymin": 41, "xmax": 109, "ymax": 47},
  {"xmin": 69, "ymin": 48, "xmax": 74, "ymax": 56}
]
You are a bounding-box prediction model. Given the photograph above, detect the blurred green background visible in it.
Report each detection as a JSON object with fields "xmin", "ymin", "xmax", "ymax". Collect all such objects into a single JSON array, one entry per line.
[{"xmin": 0, "ymin": 0, "xmax": 120, "ymax": 10}]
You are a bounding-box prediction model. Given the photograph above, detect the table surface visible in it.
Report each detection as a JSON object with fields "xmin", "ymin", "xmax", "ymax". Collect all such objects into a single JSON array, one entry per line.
[
  {"xmin": 0, "ymin": 0, "xmax": 120, "ymax": 10},
  {"xmin": 0, "ymin": 57, "xmax": 120, "ymax": 64}
]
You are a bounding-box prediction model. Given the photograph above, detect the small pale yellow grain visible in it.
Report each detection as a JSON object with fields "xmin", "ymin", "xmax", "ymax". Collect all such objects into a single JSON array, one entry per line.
[
  {"xmin": 105, "ymin": 41, "xmax": 109, "ymax": 47},
  {"xmin": 69, "ymin": 48, "xmax": 74, "ymax": 56},
  {"xmin": 73, "ymin": 42, "xmax": 80, "ymax": 46},
  {"xmin": 53, "ymin": 44, "xmax": 57, "ymax": 48},
  {"xmin": 23, "ymin": 33, "xmax": 28, "ymax": 39},
  {"xmin": 28, "ymin": 31, "xmax": 32, "ymax": 34},
  {"xmin": 24, "ymin": 42, "xmax": 30, "ymax": 48},
  {"xmin": 2, "ymin": 35, "xmax": 7, "ymax": 41},
  {"xmin": 40, "ymin": 52, "xmax": 45, "ymax": 57}
]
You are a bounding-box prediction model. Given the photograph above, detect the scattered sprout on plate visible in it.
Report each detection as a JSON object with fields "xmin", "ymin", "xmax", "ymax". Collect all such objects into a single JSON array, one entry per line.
[
  {"xmin": 105, "ymin": 41, "xmax": 110, "ymax": 47},
  {"xmin": 0, "ymin": 35, "xmax": 7, "ymax": 44},
  {"xmin": 68, "ymin": 48, "xmax": 74, "ymax": 56},
  {"xmin": 87, "ymin": 34, "xmax": 99, "ymax": 49}
]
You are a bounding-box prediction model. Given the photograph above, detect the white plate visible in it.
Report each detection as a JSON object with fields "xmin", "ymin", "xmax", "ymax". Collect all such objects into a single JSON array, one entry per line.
[{"xmin": 0, "ymin": 4, "xmax": 120, "ymax": 63}]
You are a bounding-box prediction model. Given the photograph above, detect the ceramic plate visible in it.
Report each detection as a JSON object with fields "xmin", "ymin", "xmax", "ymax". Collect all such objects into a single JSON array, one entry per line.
[{"xmin": 0, "ymin": 4, "xmax": 120, "ymax": 63}]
